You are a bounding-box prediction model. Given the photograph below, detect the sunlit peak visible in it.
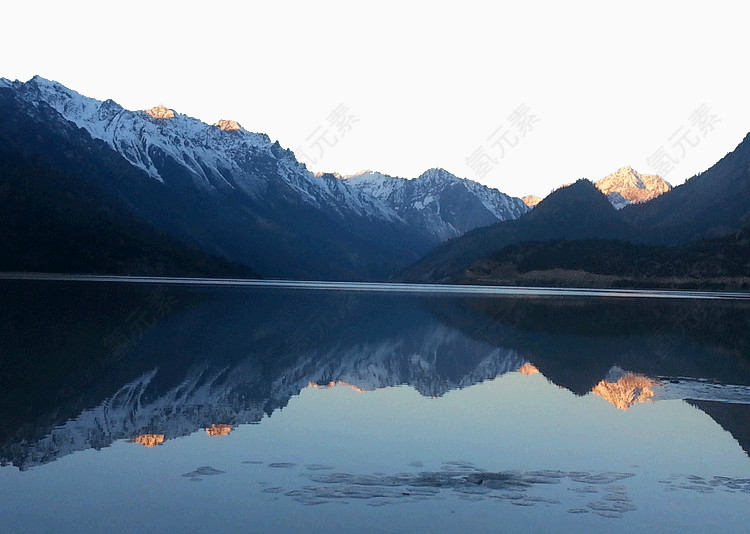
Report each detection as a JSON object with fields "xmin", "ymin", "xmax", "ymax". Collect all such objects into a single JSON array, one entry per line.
[
  {"xmin": 213, "ymin": 119, "xmax": 241, "ymax": 131},
  {"xmin": 144, "ymin": 105, "xmax": 175, "ymax": 119},
  {"xmin": 591, "ymin": 367, "xmax": 658, "ymax": 410},
  {"xmin": 206, "ymin": 424, "xmax": 233, "ymax": 436},
  {"xmin": 307, "ymin": 380, "xmax": 366, "ymax": 394},
  {"xmin": 518, "ymin": 363, "xmax": 540, "ymax": 375},
  {"xmin": 134, "ymin": 433, "xmax": 165, "ymax": 447}
]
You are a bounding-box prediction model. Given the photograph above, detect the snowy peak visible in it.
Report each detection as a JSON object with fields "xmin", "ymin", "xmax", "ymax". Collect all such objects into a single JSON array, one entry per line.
[
  {"xmin": 213, "ymin": 119, "xmax": 241, "ymax": 131},
  {"xmin": 3, "ymin": 74, "xmax": 530, "ymax": 277},
  {"xmin": 595, "ymin": 166, "xmax": 671, "ymax": 209},
  {"xmin": 144, "ymin": 105, "xmax": 175, "ymax": 119},
  {"xmin": 417, "ymin": 167, "xmax": 461, "ymax": 183},
  {"xmin": 522, "ymin": 195, "xmax": 542, "ymax": 208},
  {"xmin": 13, "ymin": 76, "xmax": 273, "ymax": 184},
  {"xmin": 344, "ymin": 169, "xmax": 376, "ymax": 179},
  {"xmin": 314, "ymin": 170, "xmax": 342, "ymax": 179},
  {"xmin": 341, "ymin": 170, "xmax": 403, "ymax": 199},
  {"xmin": 9, "ymin": 76, "xmax": 402, "ymax": 220},
  {"xmin": 342, "ymin": 167, "xmax": 528, "ymax": 241}
]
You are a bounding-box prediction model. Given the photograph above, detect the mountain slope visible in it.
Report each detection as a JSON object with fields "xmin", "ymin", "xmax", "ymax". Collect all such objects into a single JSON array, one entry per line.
[
  {"xmin": 400, "ymin": 179, "xmax": 636, "ymax": 282},
  {"xmin": 621, "ymin": 133, "xmax": 750, "ymax": 243},
  {"xmin": 462, "ymin": 223, "xmax": 750, "ymax": 290},
  {"xmin": 12, "ymin": 76, "xmax": 394, "ymax": 219},
  {"xmin": 404, "ymin": 132, "xmax": 750, "ymax": 284},
  {"xmin": 1, "ymin": 76, "xmax": 533, "ymax": 280},
  {"xmin": 0, "ymin": 89, "xmax": 257, "ymax": 277},
  {"xmin": 1, "ymin": 77, "xmax": 435, "ymax": 280},
  {"xmin": 342, "ymin": 168, "xmax": 528, "ymax": 242}
]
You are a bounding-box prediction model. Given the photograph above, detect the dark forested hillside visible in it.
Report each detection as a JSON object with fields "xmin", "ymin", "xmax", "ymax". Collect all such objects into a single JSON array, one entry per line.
[
  {"xmin": 400, "ymin": 179, "xmax": 637, "ymax": 282},
  {"xmin": 461, "ymin": 224, "xmax": 750, "ymax": 290},
  {"xmin": 620, "ymin": 133, "xmax": 750, "ymax": 242},
  {"xmin": 0, "ymin": 134, "xmax": 258, "ymax": 277}
]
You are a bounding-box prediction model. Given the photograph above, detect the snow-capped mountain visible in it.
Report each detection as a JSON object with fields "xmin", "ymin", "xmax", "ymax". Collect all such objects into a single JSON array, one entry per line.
[
  {"xmin": 342, "ymin": 168, "xmax": 528, "ymax": 241},
  {"xmin": 0, "ymin": 76, "xmax": 529, "ymax": 279},
  {"xmin": 9, "ymin": 76, "xmax": 396, "ymax": 220},
  {"xmin": 595, "ymin": 166, "xmax": 671, "ymax": 209}
]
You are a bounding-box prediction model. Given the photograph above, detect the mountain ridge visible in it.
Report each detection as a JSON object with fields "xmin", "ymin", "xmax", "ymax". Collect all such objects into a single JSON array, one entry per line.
[
  {"xmin": 341, "ymin": 167, "xmax": 528, "ymax": 241},
  {"xmin": 400, "ymin": 179, "xmax": 636, "ymax": 282},
  {"xmin": 1, "ymin": 75, "xmax": 530, "ymax": 280},
  {"xmin": 3, "ymin": 75, "xmax": 748, "ymax": 283},
  {"xmin": 401, "ymin": 133, "xmax": 750, "ymax": 284}
]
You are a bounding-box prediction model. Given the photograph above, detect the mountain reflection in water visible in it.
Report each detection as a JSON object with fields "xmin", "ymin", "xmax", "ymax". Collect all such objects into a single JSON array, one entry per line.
[{"xmin": 1, "ymin": 280, "xmax": 750, "ymax": 469}]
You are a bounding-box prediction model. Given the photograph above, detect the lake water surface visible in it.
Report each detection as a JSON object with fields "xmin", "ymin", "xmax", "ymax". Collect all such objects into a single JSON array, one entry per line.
[{"xmin": 1, "ymin": 279, "xmax": 750, "ymax": 533}]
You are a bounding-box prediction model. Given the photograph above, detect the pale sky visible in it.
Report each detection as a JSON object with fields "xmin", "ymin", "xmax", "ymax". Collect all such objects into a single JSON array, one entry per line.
[{"xmin": 3, "ymin": 0, "xmax": 748, "ymax": 197}]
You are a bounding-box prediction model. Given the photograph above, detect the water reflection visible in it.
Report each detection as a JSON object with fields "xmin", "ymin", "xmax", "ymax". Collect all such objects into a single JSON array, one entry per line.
[
  {"xmin": 133, "ymin": 434, "xmax": 164, "ymax": 447},
  {"xmin": 1, "ymin": 280, "xmax": 750, "ymax": 470},
  {"xmin": 590, "ymin": 368, "xmax": 657, "ymax": 410}
]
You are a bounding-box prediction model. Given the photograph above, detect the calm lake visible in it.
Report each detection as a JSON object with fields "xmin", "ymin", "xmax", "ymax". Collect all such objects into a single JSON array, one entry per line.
[{"xmin": 1, "ymin": 279, "xmax": 750, "ymax": 533}]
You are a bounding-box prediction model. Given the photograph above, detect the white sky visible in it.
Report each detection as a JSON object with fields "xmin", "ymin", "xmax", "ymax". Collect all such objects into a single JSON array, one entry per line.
[{"xmin": 2, "ymin": 0, "xmax": 748, "ymax": 197}]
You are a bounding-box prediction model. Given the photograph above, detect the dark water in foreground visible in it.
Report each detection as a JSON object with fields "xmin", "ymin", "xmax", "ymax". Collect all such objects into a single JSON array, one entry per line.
[{"xmin": 1, "ymin": 279, "xmax": 750, "ymax": 533}]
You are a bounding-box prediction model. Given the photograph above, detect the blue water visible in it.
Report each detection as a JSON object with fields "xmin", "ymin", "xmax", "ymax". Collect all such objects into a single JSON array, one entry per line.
[{"xmin": 1, "ymin": 279, "xmax": 749, "ymax": 532}]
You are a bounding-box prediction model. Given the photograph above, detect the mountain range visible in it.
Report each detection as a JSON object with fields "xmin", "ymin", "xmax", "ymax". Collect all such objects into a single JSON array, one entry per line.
[
  {"xmin": 401, "ymin": 179, "xmax": 637, "ymax": 282},
  {"xmin": 1, "ymin": 76, "xmax": 749, "ymax": 284},
  {"xmin": 339, "ymin": 168, "xmax": 528, "ymax": 241},
  {"xmin": 402, "ymin": 134, "xmax": 750, "ymax": 285},
  {"xmin": 523, "ymin": 166, "xmax": 672, "ymax": 210},
  {"xmin": 0, "ymin": 76, "xmax": 526, "ymax": 280}
]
